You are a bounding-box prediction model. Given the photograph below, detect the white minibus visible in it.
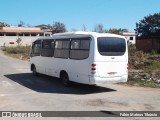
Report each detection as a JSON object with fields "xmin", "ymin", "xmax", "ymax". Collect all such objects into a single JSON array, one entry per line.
[{"xmin": 30, "ymin": 32, "xmax": 128, "ymax": 86}]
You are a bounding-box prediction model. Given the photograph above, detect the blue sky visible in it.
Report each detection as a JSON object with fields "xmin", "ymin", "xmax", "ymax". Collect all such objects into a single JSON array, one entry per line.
[{"xmin": 0, "ymin": 0, "xmax": 160, "ymax": 32}]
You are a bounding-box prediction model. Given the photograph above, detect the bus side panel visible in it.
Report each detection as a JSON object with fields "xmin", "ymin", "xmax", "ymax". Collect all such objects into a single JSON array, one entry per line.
[
  {"xmin": 66, "ymin": 36, "xmax": 94, "ymax": 84},
  {"xmin": 53, "ymin": 58, "xmax": 90, "ymax": 84},
  {"xmin": 67, "ymin": 59, "xmax": 90, "ymax": 84},
  {"xmin": 38, "ymin": 57, "xmax": 53, "ymax": 76},
  {"xmin": 31, "ymin": 56, "xmax": 45, "ymax": 74},
  {"xmin": 51, "ymin": 58, "xmax": 69, "ymax": 78}
]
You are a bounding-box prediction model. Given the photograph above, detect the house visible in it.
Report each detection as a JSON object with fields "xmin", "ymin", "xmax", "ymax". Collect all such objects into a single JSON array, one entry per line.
[
  {"xmin": 123, "ymin": 32, "xmax": 136, "ymax": 44},
  {"xmin": 0, "ymin": 26, "xmax": 50, "ymax": 46},
  {"xmin": 35, "ymin": 24, "xmax": 52, "ymax": 36}
]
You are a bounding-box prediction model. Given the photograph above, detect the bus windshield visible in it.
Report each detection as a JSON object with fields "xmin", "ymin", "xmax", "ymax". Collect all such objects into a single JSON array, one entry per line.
[{"xmin": 97, "ymin": 37, "xmax": 126, "ymax": 56}]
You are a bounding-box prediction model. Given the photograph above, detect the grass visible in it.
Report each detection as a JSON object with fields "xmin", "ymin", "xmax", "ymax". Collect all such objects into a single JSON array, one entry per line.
[
  {"xmin": 127, "ymin": 69, "xmax": 160, "ymax": 88},
  {"xmin": 143, "ymin": 60, "xmax": 160, "ymax": 71},
  {"xmin": 137, "ymin": 52, "xmax": 160, "ymax": 73},
  {"xmin": 127, "ymin": 78, "xmax": 160, "ymax": 88},
  {"xmin": 128, "ymin": 45, "xmax": 160, "ymax": 71},
  {"xmin": 127, "ymin": 45, "xmax": 160, "ymax": 88},
  {"xmin": 1, "ymin": 46, "xmax": 31, "ymax": 61}
]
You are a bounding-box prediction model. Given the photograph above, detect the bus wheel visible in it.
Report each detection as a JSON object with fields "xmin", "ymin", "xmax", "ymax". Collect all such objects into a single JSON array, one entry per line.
[
  {"xmin": 61, "ymin": 72, "xmax": 70, "ymax": 87},
  {"xmin": 32, "ymin": 66, "xmax": 38, "ymax": 76}
]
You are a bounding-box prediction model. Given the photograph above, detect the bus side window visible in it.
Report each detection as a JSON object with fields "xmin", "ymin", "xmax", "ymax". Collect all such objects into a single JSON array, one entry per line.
[
  {"xmin": 81, "ymin": 40, "xmax": 90, "ymax": 49},
  {"xmin": 70, "ymin": 38, "xmax": 90, "ymax": 60},
  {"xmin": 71, "ymin": 40, "xmax": 80, "ymax": 49},
  {"xmin": 31, "ymin": 40, "xmax": 41, "ymax": 57},
  {"xmin": 41, "ymin": 40, "xmax": 54, "ymax": 57},
  {"xmin": 54, "ymin": 39, "xmax": 70, "ymax": 59}
]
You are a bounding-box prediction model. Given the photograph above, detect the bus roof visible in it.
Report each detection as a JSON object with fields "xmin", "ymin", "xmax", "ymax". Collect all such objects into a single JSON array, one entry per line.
[
  {"xmin": 36, "ymin": 31, "xmax": 125, "ymax": 41},
  {"xmin": 53, "ymin": 31, "xmax": 125, "ymax": 38}
]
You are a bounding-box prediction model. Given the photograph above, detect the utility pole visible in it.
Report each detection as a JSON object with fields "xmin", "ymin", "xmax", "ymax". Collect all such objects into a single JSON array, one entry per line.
[{"xmin": 82, "ymin": 24, "xmax": 87, "ymax": 31}]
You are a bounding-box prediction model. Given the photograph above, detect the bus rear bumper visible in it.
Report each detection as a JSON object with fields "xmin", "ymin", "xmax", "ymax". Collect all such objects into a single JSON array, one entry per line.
[{"xmin": 89, "ymin": 75, "xmax": 128, "ymax": 84}]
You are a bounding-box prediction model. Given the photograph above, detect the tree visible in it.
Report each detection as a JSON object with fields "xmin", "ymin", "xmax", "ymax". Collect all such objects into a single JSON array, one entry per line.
[
  {"xmin": 18, "ymin": 20, "xmax": 25, "ymax": 27},
  {"xmin": 16, "ymin": 37, "xmax": 22, "ymax": 46},
  {"xmin": 107, "ymin": 28, "xmax": 128, "ymax": 35},
  {"xmin": 82, "ymin": 24, "xmax": 87, "ymax": 31},
  {"xmin": 93, "ymin": 24, "xmax": 105, "ymax": 33},
  {"xmin": 36, "ymin": 24, "xmax": 53, "ymax": 30},
  {"xmin": 121, "ymin": 28, "xmax": 129, "ymax": 32},
  {"xmin": 16, "ymin": 32, "xmax": 22, "ymax": 46},
  {"xmin": 93, "ymin": 24, "xmax": 128, "ymax": 34},
  {"xmin": 52, "ymin": 22, "xmax": 67, "ymax": 33},
  {"xmin": 108, "ymin": 28, "xmax": 121, "ymax": 34},
  {"xmin": 135, "ymin": 13, "xmax": 160, "ymax": 38},
  {"xmin": 0, "ymin": 22, "xmax": 10, "ymax": 27}
]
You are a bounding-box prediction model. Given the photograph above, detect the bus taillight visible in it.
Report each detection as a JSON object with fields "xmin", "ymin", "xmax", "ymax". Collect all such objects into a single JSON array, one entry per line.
[
  {"xmin": 91, "ymin": 64, "xmax": 96, "ymax": 67},
  {"xmin": 127, "ymin": 64, "xmax": 129, "ymax": 69},
  {"xmin": 91, "ymin": 64, "xmax": 96, "ymax": 74},
  {"xmin": 92, "ymin": 68, "xmax": 96, "ymax": 70}
]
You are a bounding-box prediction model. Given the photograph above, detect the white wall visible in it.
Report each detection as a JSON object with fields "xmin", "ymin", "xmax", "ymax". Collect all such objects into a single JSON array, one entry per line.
[
  {"xmin": 3, "ymin": 26, "xmax": 41, "ymax": 30},
  {"xmin": 0, "ymin": 36, "xmax": 39, "ymax": 46},
  {"xmin": 123, "ymin": 32, "xmax": 136, "ymax": 44},
  {"xmin": 125, "ymin": 36, "xmax": 136, "ymax": 44}
]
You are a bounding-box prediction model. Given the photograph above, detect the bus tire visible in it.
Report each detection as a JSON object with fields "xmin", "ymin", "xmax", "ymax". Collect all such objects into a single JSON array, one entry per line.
[
  {"xmin": 60, "ymin": 72, "xmax": 70, "ymax": 87},
  {"xmin": 31, "ymin": 65, "xmax": 38, "ymax": 76}
]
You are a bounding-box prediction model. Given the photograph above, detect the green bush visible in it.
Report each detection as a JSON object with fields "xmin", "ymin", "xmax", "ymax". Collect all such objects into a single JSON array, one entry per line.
[
  {"xmin": 143, "ymin": 60, "xmax": 160, "ymax": 71},
  {"xmin": 128, "ymin": 44, "xmax": 145, "ymax": 69},
  {"xmin": 3, "ymin": 46, "xmax": 31, "ymax": 54},
  {"xmin": 128, "ymin": 44, "xmax": 136, "ymax": 51},
  {"xmin": 150, "ymin": 50, "xmax": 158, "ymax": 55}
]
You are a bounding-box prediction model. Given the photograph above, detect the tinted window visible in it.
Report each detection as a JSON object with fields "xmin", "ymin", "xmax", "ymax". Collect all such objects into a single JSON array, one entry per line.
[
  {"xmin": 97, "ymin": 37, "xmax": 126, "ymax": 56},
  {"xmin": 63, "ymin": 41, "xmax": 70, "ymax": 49},
  {"xmin": 55, "ymin": 41, "xmax": 62, "ymax": 48},
  {"xmin": 70, "ymin": 38, "xmax": 90, "ymax": 60},
  {"xmin": 81, "ymin": 40, "xmax": 90, "ymax": 49},
  {"xmin": 31, "ymin": 40, "xmax": 41, "ymax": 57},
  {"xmin": 71, "ymin": 40, "xmax": 80, "ymax": 49},
  {"xmin": 70, "ymin": 39, "xmax": 90, "ymax": 49},
  {"xmin": 54, "ymin": 39, "xmax": 70, "ymax": 59},
  {"xmin": 41, "ymin": 39, "xmax": 54, "ymax": 57}
]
